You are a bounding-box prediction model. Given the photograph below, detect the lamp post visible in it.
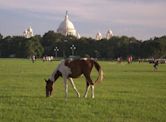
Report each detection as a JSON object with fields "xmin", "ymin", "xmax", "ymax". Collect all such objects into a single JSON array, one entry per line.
[
  {"xmin": 70, "ymin": 44, "xmax": 76, "ymax": 55},
  {"xmin": 54, "ymin": 47, "xmax": 59, "ymax": 58}
]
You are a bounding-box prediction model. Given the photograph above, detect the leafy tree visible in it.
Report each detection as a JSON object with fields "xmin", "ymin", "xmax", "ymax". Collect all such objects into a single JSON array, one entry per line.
[
  {"xmin": 0, "ymin": 33, "xmax": 3, "ymax": 40},
  {"xmin": 25, "ymin": 36, "xmax": 44, "ymax": 58},
  {"xmin": 0, "ymin": 32, "xmax": 166, "ymax": 59}
]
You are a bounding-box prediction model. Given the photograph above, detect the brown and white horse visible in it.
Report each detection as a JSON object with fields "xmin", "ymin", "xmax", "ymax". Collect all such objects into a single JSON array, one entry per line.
[{"xmin": 45, "ymin": 58, "xmax": 103, "ymax": 98}]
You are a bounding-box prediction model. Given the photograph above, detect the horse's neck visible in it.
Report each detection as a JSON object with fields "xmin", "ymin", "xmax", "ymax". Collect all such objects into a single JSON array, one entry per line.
[{"xmin": 49, "ymin": 69, "xmax": 58, "ymax": 82}]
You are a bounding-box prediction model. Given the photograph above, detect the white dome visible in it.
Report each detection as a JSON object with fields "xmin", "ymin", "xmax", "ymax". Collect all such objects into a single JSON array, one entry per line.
[
  {"xmin": 23, "ymin": 26, "xmax": 34, "ymax": 38},
  {"xmin": 106, "ymin": 29, "xmax": 113, "ymax": 39},
  {"xmin": 57, "ymin": 11, "xmax": 79, "ymax": 38},
  {"xmin": 96, "ymin": 32, "xmax": 102, "ymax": 40},
  {"xmin": 27, "ymin": 26, "xmax": 33, "ymax": 33}
]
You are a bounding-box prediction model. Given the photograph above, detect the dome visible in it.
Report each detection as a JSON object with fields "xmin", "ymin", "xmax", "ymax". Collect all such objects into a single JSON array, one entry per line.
[
  {"xmin": 23, "ymin": 26, "xmax": 34, "ymax": 38},
  {"xmin": 28, "ymin": 26, "xmax": 33, "ymax": 33},
  {"xmin": 57, "ymin": 11, "xmax": 80, "ymax": 38},
  {"xmin": 96, "ymin": 32, "xmax": 102, "ymax": 40},
  {"xmin": 106, "ymin": 29, "xmax": 113, "ymax": 39}
]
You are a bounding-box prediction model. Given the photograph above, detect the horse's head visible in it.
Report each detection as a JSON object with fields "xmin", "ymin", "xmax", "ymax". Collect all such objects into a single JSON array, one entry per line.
[{"xmin": 45, "ymin": 79, "xmax": 54, "ymax": 97}]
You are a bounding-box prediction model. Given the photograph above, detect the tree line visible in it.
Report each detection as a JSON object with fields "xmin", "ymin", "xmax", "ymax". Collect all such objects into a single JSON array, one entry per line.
[{"xmin": 0, "ymin": 31, "xmax": 166, "ymax": 60}]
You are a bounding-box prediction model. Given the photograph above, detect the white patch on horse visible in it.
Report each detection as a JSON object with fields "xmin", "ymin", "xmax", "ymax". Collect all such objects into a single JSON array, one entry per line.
[
  {"xmin": 49, "ymin": 65, "xmax": 59, "ymax": 81},
  {"xmin": 49, "ymin": 60, "xmax": 72, "ymax": 81},
  {"xmin": 58, "ymin": 60, "xmax": 72, "ymax": 77},
  {"xmin": 81, "ymin": 58, "xmax": 88, "ymax": 61}
]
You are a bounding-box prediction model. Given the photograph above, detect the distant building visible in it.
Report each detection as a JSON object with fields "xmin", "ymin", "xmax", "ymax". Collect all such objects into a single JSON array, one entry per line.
[
  {"xmin": 96, "ymin": 29, "xmax": 113, "ymax": 40},
  {"xmin": 23, "ymin": 26, "xmax": 34, "ymax": 38},
  {"xmin": 96, "ymin": 32, "xmax": 102, "ymax": 40},
  {"xmin": 57, "ymin": 11, "xmax": 80, "ymax": 38},
  {"xmin": 22, "ymin": 12, "xmax": 113, "ymax": 40},
  {"xmin": 106, "ymin": 30, "xmax": 113, "ymax": 39}
]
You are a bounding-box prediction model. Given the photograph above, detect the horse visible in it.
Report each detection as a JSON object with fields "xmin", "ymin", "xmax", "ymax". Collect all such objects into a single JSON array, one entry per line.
[{"xmin": 45, "ymin": 58, "xmax": 104, "ymax": 98}]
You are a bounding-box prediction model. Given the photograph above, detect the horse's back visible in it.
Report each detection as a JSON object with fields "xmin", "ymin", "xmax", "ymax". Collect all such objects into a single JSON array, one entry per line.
[{"xmin": 65, "ymin": 58, "xmax": 94, "ymax": 78}]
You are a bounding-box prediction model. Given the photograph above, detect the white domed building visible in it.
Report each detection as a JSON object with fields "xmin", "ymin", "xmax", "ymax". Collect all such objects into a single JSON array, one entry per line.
[
  {"xmin": 57, "ymin": 11, "xmax": 80, "ymax": 38},
  {"xmin": 23, "ymin": 26, "xmax": 34, "ymax": 38},
  {"xmin": 96, "ymin": 32, "xmax": 102, "ymax": 40},
  {"xmin": 95, "ymin": 29, "xmax": 113, "ymax": 40},
  {"xmin": 106, "ymin": 29, "xmax": 113, "ymax": 39}
]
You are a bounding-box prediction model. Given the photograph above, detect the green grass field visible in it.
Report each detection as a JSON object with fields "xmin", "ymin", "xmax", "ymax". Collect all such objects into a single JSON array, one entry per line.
[{"xmin": 0, "ymin": 59, "xmax": 166, "ymax": 122}]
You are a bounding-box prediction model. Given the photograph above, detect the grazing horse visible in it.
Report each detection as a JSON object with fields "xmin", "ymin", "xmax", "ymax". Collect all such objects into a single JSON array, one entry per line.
[{"xmin": 45, "ymin": 58, "xmax": 103, "ymax": 98}]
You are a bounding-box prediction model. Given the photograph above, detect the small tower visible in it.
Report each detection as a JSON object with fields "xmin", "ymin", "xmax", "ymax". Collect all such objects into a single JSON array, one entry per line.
[
  {"xmin": 106, "ymin": 30, "xmax": 113, "ymax": 39},
  {"xmin": 23, "ymin": 26, "xmax": 34, "ymax": 38},
  {"xmin": 96, "ymin": 32, "xmax": 102, "ymax": 40}
]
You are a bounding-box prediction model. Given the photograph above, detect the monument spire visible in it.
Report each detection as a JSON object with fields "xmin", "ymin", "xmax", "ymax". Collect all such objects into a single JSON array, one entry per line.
[{"xmin": 65, "ymin": 10, "xmax": 68, "ymax": 20}]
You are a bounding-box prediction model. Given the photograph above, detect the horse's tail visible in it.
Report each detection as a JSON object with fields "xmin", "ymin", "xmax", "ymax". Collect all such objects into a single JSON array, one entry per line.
[{"xmin": 93, "ymin": 60, "xmax": 104, "ymax": 83}]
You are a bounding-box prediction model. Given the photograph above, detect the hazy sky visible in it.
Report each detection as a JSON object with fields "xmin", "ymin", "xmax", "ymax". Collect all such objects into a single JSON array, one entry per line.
[{"xmin": 0, "ymin": 0, "xmax": 166, "ymax": 40}]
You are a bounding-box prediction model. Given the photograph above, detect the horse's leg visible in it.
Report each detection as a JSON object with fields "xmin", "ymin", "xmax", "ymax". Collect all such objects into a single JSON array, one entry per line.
[
  {"xmin": 68, "ymin": 78, "xmax": 80, "ymax": 97},
  {"xmin": 84, "ymin": 74, "xmax": 94, "ymax": 98},
  {"xmin": 91, "ymin": 85, "xmax": 95, "ymax": 99},
  {"xmin": 84, "ymin": 81, "xmax": 90, "ymax": 98},
  {"xmin": 63, "ymin": 77, "xmax": 68, "ymax": 98},
  {"xmin": 88, "ymin": 78, "xmax": 95, "ymax": 99}
]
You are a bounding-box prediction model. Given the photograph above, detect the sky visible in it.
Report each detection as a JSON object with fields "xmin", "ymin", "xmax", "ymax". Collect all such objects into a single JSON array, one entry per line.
[{"xmin": 0, "ymin": 0, "xmax": 166, "ymax": 40}]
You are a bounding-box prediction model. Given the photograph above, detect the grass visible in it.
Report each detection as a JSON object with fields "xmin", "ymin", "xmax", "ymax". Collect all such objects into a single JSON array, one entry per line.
[{"xmin": 0, "ymin": 58, "xmax": 166, "ymax": 122}]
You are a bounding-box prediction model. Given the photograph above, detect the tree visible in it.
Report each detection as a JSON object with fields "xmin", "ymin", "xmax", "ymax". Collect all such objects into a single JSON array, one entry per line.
[
  {"xmin": 41, "ymin": 31, "xmax": 66, "ymax": 55},
  {"xmin": 0, "ymin": 36, "xmax": 12, "ymax": 57},
  {"xmin": 0, "ymin": 33, "xmax": 3, "ymax": 40},
  {"xmin": 25, "ymin": 36, "xmax": 44, "ymax": 58},
  {"xmin": 0, "ymin": 32, "xmax": 166, "ymax": 59}
]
